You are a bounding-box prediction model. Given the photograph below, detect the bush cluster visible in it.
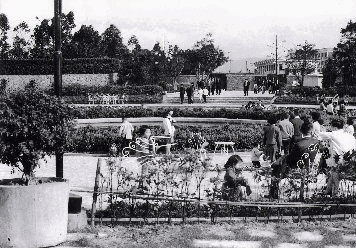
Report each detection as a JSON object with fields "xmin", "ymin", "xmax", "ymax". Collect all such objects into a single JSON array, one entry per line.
[
  {"xmin": 274, "ymin": 96, "xmax": 318, "ymax": 105},
  {"xmin": 0, "ymin": 58, "xmax": 121, "ymax": 75},
  {"xmin": 59, "ymin": 84, "xmax": 163, "ymax": 96},
  {"xmin": 289, "ymin": 85, "xmax": 356, "ymax": 98},
  {"xmin": 68, "ymin": 106, "xmax": 276, "ymax": 120},
  {"xmin": 67, "ymin": 124, "xmax": 264, "ymax": 153}
]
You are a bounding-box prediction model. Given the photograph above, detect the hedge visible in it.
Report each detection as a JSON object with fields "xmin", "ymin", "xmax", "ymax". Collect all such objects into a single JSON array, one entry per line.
[
  {"xmin": 59, "ymin": 84, "xmax": 163, "ymax": 96},
  {"xmin": 0, "ymin": 58, "xmax": 121, "ymax": 75},
  {"xmin": 67, "ymin": 123, "xmax": 264, "ymax": 153},
  {"xmin": 68, "ymin": 106, "xmax": 277, "ymax": 120}
]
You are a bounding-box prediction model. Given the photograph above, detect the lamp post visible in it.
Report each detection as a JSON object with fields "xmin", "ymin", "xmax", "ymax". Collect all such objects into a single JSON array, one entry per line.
[{"xmin": 54, "ymin": 0, "xmax": 63, "ymax": 178}]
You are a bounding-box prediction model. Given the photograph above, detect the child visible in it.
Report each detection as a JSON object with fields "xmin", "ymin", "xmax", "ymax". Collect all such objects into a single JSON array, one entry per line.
[
  {"xmin": 251, "ymin": 143, "xmax": 263, "ymax": 168},
  {"xmin": 222, "ymin": 155, "xmax": 252, "ymax": 201}
]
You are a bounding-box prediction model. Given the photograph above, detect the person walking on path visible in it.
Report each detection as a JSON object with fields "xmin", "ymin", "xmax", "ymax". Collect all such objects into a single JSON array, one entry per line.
[
  {"xmin": 202, "ymin": 86, "xmax": 209, "ymax": 103},
  {"xmin": 263, "ymin": 115, "xmax": 282, "ymax": 163},
  {"xmin": 243, "ymin": 79, "xmax": 250, "ymax": 96},
  {"xmin": 179, "ymin": 84, "xmax": 185, "ymax": 104},
  {"xmin": 118, "ymin": 116, "xmax": 134, "ymax": 150},
  {"xmin": 278, "ymin": 112, "xmax": 294, "ymax": 155}
]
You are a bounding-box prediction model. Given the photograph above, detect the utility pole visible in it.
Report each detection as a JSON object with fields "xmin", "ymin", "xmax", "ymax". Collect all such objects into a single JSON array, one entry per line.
[{"xmin": 54, "ymin": 0, "xmax": 63, "ymax": 178}]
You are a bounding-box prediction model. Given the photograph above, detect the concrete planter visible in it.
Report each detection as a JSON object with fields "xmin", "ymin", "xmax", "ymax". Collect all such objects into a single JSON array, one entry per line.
[{"xmin": 0, "ymin": 177, "xmax": 69, "ymax": 248}]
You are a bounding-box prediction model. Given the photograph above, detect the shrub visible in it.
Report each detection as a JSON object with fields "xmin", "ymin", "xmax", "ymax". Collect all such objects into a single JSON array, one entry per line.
[
  {"xmin": 68, "ymin": 106, "xmax": 277, "ymax": 120},
  {"xmin": 67, "ymin": 123, "xmax": 264, "ymax": 153},
  {"xmin": 0, "ymin": 81, "xmax": 74, "ymax": 183},
  {"xmin": 58, "ymin": 84, "xmax": 163, "ymax": 96},
  {"xmin": 0, "ymin": 58, "xmax": 121, "ymax": 75}
]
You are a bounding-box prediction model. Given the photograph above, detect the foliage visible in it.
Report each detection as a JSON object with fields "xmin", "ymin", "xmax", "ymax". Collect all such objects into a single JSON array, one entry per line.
[
  {"xmin": 68, "ymin": 105, "xmax": 277, "ymax": 120},
  {"xmin": 0, "ymin": 13, "xmax": 10, "ymax": 59},
  {"xmin": 67, "ymin": 124, "xmax": 264, "ymax": 153},
  {"xmin": 0, "ymin": 58, "xmax": 121, "ymax": 75},
  {"xmin": 333, "ymin": 20, "xmax": 356, "ymax": 87},
  {"xmin": 286, "ymin": 41, "xmax": 318, "ymax": 87},
  {"xmin": 322, "ymin": 58, "xmax": 339, "ymax": 89},
  {"xmin": 59, "ymin": 84, "xmax": 163, "ymax": 96},
  {"xmin": 182, "ymin": 33, "xmax": 228, "ymax": 81},
  {"xmin": 274, "ymin": 95, "xmax": 318, "ymax": 105},
  {"xmin": 9, "ymin": 22, "xmax": 31, "ymax": 59},
  {"xmin": 0, "ymin": 81, "xmax": 74, "ymax": 183}
]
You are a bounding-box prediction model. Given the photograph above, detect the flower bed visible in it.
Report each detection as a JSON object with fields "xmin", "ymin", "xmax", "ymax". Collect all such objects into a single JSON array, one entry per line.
[{"xmin": 67, "ymin": 123, "xmax": 264, "ymax": 153}]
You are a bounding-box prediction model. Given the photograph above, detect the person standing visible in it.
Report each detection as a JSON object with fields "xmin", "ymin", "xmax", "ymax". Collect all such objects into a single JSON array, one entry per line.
[
  {"xmin": 163, "ymin": 111, "xmax": 176, "ymax": 154},
  {"xmin": 243, "ymin": 79, "xmax": 250, "ymax": 96},
  {"xmin": 211, "ymin": 77, "xmax": 216, "ymax": 95},
  {"xmin": 179, "ymin": 84, "xmax": 185, "ymax": 104},
  {"xmin": 118, "ymin": 116, "xmax": 134, "ymax": 149},
  {"xmin": 290, "ymin": 109, "xmax": 304, "ymax": 144},
  {"xmin": 263, "ymin": 115, "xmax": 282, "ymax": 163},
  {"xmin": 186, "ymin": 83, "xmax": 193, "ymax": 104},
  {"xmin": 320, "ymin": 118, "xmax": 356, "ymax": 196},
  {"xmin": 278, "ymin": 112, "xmax": 294, "ymax": 155},
  {"xmin": 198, "ymin": 87, "xmax": 203, "ymax": 103},
  {"xmin": 202, "ymin": 86, "xmax": 209, "ymax": 103}
]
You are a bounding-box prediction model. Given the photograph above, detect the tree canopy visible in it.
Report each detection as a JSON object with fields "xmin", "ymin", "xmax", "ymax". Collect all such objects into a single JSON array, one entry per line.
[
  {"xmin": 286, "ymin": 40, "xmax": 318, "ymax": 87},
  {"xmin": 0, "ymin": 12, "xmax": 229, "ymax": 87}
]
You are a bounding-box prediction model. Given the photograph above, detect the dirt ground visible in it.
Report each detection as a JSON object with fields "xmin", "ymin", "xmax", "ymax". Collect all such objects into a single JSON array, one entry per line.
[{"xmin": 59, "ymin": 218, "xmax": 356, "ymax": 248}]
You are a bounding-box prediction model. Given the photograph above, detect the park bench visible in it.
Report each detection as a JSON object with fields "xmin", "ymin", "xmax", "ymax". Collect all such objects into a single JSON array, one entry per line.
[
  {"xmin": 122, "ymin": 135, "xmax": 176, "ymax": 157},
  {"xmin": 214, "ymin": 141, "xmax": 235, "ymax": 154}
]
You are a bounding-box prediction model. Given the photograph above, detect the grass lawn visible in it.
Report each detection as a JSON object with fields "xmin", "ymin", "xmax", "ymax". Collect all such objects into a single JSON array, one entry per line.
[{"xmin": 60, "ymin": 219, "xmax": 356, "ymax": 248}]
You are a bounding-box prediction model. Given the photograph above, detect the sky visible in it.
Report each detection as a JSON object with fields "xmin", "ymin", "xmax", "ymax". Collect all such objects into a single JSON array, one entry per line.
[{"xmin": 1, "ymin": 0, "xmax": 356, "ymax": 69}]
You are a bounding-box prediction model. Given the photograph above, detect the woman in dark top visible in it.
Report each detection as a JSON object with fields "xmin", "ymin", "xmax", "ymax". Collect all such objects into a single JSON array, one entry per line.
[{"xmin": 222, "ymin": 155, "xmax": 252, "ymax": 201}]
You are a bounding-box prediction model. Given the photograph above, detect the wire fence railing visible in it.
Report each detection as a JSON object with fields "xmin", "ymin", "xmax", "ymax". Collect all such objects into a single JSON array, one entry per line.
[{"xmin": 74, "ymin": 149, "xmax": 356, "ymax": 226}]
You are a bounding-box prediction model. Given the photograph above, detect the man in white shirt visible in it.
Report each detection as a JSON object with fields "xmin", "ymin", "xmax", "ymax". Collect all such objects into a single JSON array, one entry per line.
[{"xmin": 319, "ymin": 118, "xmax": 356, "ymax": 196}]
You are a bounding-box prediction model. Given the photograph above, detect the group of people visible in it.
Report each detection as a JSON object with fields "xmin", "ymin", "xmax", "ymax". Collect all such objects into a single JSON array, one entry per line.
[
  {"xmin": 179, "ymin": 83, "xmax": 211, "ymax": 104},
  {"xmin": 221, "ymin": 108, "xmax": 356, "ymax": 201},
  {"xmin": 118, "ymin": 111, "xmax": 176, "ymax": 157}
]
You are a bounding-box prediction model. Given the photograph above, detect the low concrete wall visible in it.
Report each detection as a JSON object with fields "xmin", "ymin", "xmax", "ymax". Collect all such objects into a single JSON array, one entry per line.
[{"xmin": 1, "ymin": 73, "xmax": 118, "ymax": 92}]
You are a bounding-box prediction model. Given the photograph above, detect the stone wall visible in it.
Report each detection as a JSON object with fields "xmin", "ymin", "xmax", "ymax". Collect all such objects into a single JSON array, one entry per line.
[
  {"xmin": 0, "ymin": 73, "xmax": 118, "ymax": 92},
  {"xmin": 226, "ymin": 74, "xmax": 255, "ymax": 91}
]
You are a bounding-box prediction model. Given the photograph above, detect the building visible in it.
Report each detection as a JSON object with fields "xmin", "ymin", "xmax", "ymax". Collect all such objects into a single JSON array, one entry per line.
[
  {"xmin": 314, "ymin": 48, "xmax": 334, "ymax": 73},
  {"xmin": 253, "ymin": 58, "xmax": 287, "ymax": 85}
]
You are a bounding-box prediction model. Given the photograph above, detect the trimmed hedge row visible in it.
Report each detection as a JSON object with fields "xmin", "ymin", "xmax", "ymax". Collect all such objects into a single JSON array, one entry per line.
[
  {"xmin": 289, "ymin": 86, "xmax": 356, "ymax": 98},
  {"xmin": 0, "ymin": 58, "xmax": 121, "ymax": 75},
  {"xmin": 59, "ymin": 84, "xmax": 163, "ymax": 96},
  {"xmin": 274, "ymin": 96, "xmax": 318, "ymax": 105},
  {"xmin": 67, "ymin": 123, "xmax": 264, "ymax": 153},
  {"xmin": 63, "ymin": 94, "xmax": 163, "ymax": 104},
  {"xmin": 69, "ymin": 106, "xmax": 277, "ymax": 120}
]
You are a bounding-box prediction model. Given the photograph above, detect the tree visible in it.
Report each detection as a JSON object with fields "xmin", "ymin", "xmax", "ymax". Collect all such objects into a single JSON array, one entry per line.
[
  {"xmin": 165, "ymin": 45, "xmax": 185, "ymax": 87},
  {"xmin": 183, "ymin": 33, "xmax": 228, "ymax": 82},
  {"xmin": 30, "ymin": 12, "xmax": 76, "ymax": 59},
  {"xmin": 0, "ymin": 13, "xmax": 10, "ymax": 59},
  {"xmin": 30, "ymin": 18, "xmax": 52, "ymax": 58},
  {"xmin": 286, "ymin": 40, "xmax": 318, "ymax": 87},
  {"xmin": 322, "ymin": 57, "xmax": 339, "ymax": 89},
  {"xmin": 71, "ymin": 25, "xmax": 101, "ymax": 58},
  {"xmin": 100, "ymin": 24, "xmax": 128, "ymax": 59},
  {"xmin": 128, "ymin": 35, "xmax": 141, "ymax": 51},
  {"xmin": 333, "ymin": 20, "xmax": 356, "ymax": 86},
  {"xmin": 9, "ymin": 21, "xmax": 31, "ymax": 59}
]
